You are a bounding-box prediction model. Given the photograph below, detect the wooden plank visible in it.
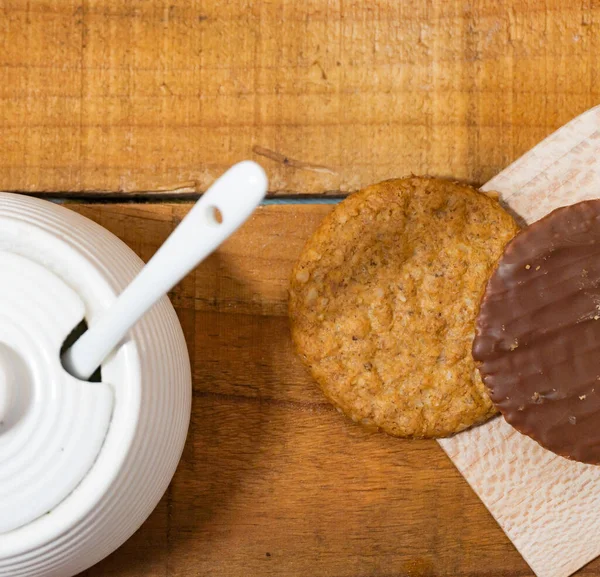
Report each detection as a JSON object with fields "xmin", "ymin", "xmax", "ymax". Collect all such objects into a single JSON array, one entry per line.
[
  {"xmin": 1, "ymin": 1, "xmax": 599, "ymax": 195},
  {"xmin": 71, "ymin": 202, "xmax": 535, "ymax": 577}
]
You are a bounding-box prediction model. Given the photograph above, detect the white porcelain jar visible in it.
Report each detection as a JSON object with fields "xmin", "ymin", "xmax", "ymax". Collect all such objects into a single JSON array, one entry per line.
[{"xmin": 0, "ymin": 193, "xmax": 191, "ymax": 577}]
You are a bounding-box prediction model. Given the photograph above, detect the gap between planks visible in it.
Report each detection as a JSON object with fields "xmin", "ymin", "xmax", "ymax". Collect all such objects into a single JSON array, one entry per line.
[{"xmin": 14, "ymin": 193, "xmax": 345, "ymax": 206}]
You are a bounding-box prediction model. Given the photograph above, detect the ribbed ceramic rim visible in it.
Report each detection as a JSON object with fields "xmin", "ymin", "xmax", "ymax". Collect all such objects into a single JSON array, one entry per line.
[
  {"xmin": 0, "ymin": 197, "xmax": 142, "ymax": 556},
  {"xmin": 0, "ymin": 193, "xmax": 190, "ymax": 577}
]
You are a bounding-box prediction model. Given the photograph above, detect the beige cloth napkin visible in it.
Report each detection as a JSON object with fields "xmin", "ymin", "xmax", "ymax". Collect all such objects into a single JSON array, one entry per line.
[{"xmin": 439, "ymin": 105, "xmax": 600, "ymax": 577}]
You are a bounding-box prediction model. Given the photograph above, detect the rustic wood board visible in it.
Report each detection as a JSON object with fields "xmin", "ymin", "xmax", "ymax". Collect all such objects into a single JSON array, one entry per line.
[
  {"xmin": 1, "ymin": 0, "xmax": 600, "ymax": 194},
  {"xmin": 67, "ymin": 202, "xmax": 537, "ymax": 577},
  {"xmin": 439, "ymin": 105, "xmax": 600, "ymax": 577}
]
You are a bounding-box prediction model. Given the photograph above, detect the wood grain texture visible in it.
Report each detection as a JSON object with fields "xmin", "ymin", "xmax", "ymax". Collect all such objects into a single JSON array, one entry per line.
[
  {"xmin": 67, "ymin": 202, "xmax": 535, "ymax": 577},
  {"xmin": 1, "ymin": 0, "xmax": 600, "ymax": 194},
  {"xmin": 439, "ymin": 105, "xmax": 600, "ymax": 577}
]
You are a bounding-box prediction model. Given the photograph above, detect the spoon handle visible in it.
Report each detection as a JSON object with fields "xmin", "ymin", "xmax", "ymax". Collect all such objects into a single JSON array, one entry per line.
[{"xmin": 62, "ymin": 161, "xmax": 268, "ymax": 381}]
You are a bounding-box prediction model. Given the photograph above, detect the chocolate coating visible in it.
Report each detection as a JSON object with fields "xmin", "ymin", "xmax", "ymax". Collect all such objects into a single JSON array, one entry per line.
[{"xmin": 473, "ymin": 199, "xmax": 600, "ymax": 464}]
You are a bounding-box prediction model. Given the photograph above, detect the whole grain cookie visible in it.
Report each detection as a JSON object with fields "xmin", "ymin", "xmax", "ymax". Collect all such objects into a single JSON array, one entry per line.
[{"xmin": 289, "ymin": 177, "xmax": 518, "ymax": 438}]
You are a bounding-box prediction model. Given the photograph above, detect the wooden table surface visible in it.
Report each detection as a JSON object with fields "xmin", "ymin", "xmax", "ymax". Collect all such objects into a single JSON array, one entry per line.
[
  {"xmin": 2, "ymin": 0, "xmax": 600, "ymax": 196},
  {"xmin": 2, "ymin": 1, "xmax": 600, "ymax": 575}
]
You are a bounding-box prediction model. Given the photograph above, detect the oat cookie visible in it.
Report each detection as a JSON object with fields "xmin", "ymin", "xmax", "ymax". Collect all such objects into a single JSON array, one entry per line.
[{"xmin": 289, "ymin": 177, "xmax": 518, "ymax": 437}]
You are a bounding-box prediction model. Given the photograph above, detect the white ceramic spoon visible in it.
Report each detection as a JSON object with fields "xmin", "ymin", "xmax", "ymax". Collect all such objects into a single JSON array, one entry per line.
[{"xmin": 62, "ymin": 160, "xmax": 268, "ymax": 381}]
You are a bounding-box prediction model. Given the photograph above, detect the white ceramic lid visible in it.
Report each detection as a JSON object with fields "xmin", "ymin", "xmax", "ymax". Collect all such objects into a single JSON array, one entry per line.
[{"xmin": 0, "ymin": 250, "xmax": 114, "ymax": 534}]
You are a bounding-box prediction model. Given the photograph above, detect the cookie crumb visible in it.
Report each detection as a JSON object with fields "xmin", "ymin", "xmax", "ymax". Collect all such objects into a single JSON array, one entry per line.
[{"xmin": 296, "ymin": 269, "xmax": 310, "ymax": 283}]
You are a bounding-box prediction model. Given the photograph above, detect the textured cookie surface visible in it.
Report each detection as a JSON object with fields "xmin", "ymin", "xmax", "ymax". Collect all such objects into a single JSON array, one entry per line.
[{"xmin": 289, "ymin": 177, "xmax": 519, "ymax": 437}]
